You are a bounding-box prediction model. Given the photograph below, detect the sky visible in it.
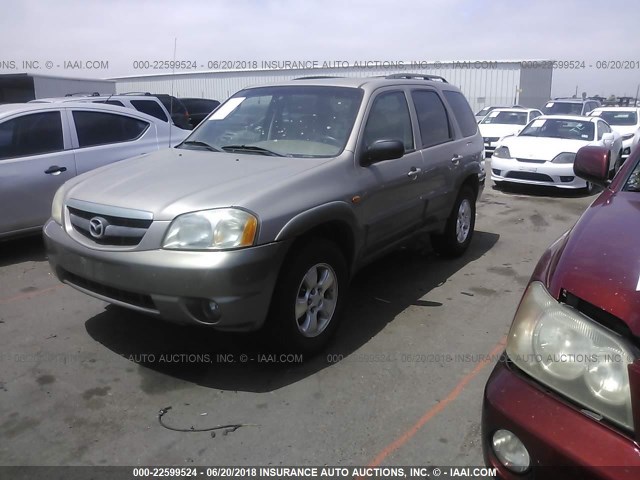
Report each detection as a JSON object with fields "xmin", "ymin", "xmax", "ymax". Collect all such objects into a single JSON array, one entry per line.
[{"xmin": 2, "ymin": 0, "xmax": 640, "ymax": 98}]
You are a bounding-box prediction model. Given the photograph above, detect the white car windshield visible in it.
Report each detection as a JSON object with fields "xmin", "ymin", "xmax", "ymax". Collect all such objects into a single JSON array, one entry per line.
[
  {"xmin": 519, "ymin": 118, "xmax": 595, "ymax": 141},
  {"xmin": 181, "ymin": 86, "xmax": 363, "ymax": 158},
  {"xmin": 593, "ymin": 111, "xmax": 638, "ymax": 126},
  {"xmin": 542, "ymin": 102, "xmax": 584, "ymax": 115},
  {"xmin": 480, "ymin": 111, "xmax": 528, "ymax": 125}
]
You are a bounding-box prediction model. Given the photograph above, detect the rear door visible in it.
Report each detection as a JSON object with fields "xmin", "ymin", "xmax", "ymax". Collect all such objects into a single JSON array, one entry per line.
[
  {"xmin": 356, "ymin": 88, "xmax": 426, "ymax": 256},
  {"xmin": 410, "ymin": 88, "xmax": 458, "ymax": 223},
  {"xmin": 67, "ymin": 108, "xmax": 159, "ymax": 175},
  {"xmin": 0, "ymin": 109, "xmax": 76, "ymax": 235}
]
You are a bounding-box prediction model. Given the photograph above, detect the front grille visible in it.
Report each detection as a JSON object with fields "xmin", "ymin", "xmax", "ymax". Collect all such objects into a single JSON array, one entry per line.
[
  {"xmin": 68, "ymin": 206, "xmax": 152, "ymax": 246},
  {"xmin": 516, "ymin": 158, "xmax": 547, "ymax": 164},
  {"xmin": 62, "ymin": 270, "xmax": 157, "ymax": 311},
  {"xmin": 505, "ymin": 171, "xmax": 554, "ymax": 182}
]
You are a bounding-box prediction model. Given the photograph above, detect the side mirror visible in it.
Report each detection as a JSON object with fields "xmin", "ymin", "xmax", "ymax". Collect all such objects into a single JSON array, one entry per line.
[
  {"xmin": 602, "ymin": 132, "xmax": 615, "ymax": 143},
  {"xmin": 361, "ymin": 139, "xmax": 405, "ymax": 166},
  {"xmin": 574, "ymin": 146, "xmax": 610, "ymax": 187}
]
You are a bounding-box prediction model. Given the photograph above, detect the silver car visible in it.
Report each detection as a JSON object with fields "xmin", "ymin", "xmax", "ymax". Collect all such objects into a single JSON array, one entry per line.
[
  {"xmin": 44, "ymin": 76, "xmax": 484, "ymax": 354},
  {"xmin": 0, "ymin": 102, "xmax": 188, "ymax": 239}
]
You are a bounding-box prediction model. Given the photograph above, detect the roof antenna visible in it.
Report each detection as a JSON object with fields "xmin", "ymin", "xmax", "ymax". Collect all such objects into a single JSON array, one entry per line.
[{"xmin": 169, "ymin": 37, "xmax": 177, "ymax": 148}]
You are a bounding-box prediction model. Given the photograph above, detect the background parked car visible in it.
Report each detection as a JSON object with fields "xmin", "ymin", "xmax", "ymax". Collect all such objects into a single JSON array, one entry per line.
[
  {"xmin": 483, "ymin": 145, "xmax": 640, "ymax": 478},
  {"xmin": 542, "ymin": 98, "xmax": 601, "ymax": 116},
  {"xmin": 589, "ymin": 107, "xmax": 640, "ymax": 161},
  {"xmin": 479, "ymin": 108, "xmax": 542, "ymax": 156},
  {"xmin": 475, "ymin": 105, "xmax": 509, "ymax": 123},
  {"xmin": 491, "ymin": 115, "xmax": 622, "ymax": 190},
  {"xmin": 0, "ymin": 102, "xmax": 188, "ymax": 239},
  {"xmin": 31, "ymin": 93, "xmax": 193, "ymax": 131},
  {"xmin": 179, "ymin": 98, "xmax": 221, "ymax": 127},
  {"xmin": 152, "ymin": 94, "xmax": 192, "ymax": 130}
]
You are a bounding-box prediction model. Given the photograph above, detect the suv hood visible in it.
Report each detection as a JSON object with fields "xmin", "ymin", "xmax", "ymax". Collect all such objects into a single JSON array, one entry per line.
[
  {"xmin": 501, "ymin": 136, "xmax": 590, "ymax": 160},
  {"xmin": 65, "ymin": 148, "xmax": 327, "ymax": 220},
  {"xmin": 549, "ymin": 190, "xmax": 640, "ymax": 336}
]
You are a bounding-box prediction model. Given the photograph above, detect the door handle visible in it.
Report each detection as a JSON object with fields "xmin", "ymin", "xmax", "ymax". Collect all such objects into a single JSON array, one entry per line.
[
  {"xmin": 45, "ymin": 165, "xmax": 67, "ymax": 175},
  {"xmin": 407, "ymin": 167, "xmax": 422, "ymax": 179},
  {"xmin": 451, "ymin": 154, "xmax": 464, "ymax": 165}
]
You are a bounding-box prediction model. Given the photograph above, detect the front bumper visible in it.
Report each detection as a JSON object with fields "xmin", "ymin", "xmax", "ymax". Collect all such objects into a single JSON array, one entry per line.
[
  {"xmin": 44, "ymin": 219, "xmax": 291, "ymax": 330},
  {"xmin": 482, "ymin": 358, "xmax": 640, "ymax": 479},
  {"xmin": 490, "ymin": 156, "xmax": 587, "ymax": 189}
]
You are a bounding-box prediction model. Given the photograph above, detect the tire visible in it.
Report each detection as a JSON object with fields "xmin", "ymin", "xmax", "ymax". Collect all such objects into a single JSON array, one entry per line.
[
  {"xmin": 582, "ymin": 181, "xmax": 595, "ymax": 194},
  {"xmin": 431, "ymin": 185, "xmax": 476, "ymax": 258},
  {"xmin": 267, "ymin": 238, "xmax": 348, "ymax": 356}
]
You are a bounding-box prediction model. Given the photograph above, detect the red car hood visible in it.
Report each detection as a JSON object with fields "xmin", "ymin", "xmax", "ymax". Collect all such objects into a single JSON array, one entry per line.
[{"xmin": 549, "ymin": 189, "xmax": 640, "ymax": 336}]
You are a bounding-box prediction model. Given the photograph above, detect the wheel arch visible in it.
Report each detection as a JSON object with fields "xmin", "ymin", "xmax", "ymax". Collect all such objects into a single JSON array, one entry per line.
[{"xmin": 275, "ymin": 202, "xmax": 362, "ymax": 273}]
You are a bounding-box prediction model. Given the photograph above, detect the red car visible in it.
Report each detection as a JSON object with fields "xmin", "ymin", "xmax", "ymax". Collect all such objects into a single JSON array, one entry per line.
[{"xmin": 482, "ymin": 145, "xmax": 640, "ymax": 478}]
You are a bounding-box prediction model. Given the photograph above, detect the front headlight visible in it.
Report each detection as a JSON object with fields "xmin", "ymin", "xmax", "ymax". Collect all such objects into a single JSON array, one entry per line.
[
  {"xmin": 163, "ymin": 208, "xmax": 258, "ymax": 250},
  {"xmin": 551, "ymin": 152, "xmax": 576, "ymax": 164},
  {"xmin": 51, "ymin": 184, "xmax": 67, "ymax": 225},
  {"xmin": 506, "ymin": 282, "xmax": 637, "ymax": 430},
  {"xmin": 493, "ymin": 146, "xmax": 511, "ymax": 158}
]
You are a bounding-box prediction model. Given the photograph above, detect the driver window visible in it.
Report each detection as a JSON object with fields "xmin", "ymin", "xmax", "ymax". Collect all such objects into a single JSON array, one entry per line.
[{"xmin": 363, "ymin": 91, "xmax": 413, "ymax": 152}]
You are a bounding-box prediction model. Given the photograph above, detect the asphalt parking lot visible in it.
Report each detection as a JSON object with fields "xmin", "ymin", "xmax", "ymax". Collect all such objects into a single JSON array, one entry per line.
[{"xmin": 0, "ymin": 167, "xmax": 598, "ymax": 468}]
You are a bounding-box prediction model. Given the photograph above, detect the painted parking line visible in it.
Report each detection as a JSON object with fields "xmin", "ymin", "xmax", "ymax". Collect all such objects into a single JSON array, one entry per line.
[
  {"xmin": 366, "ymin": 336, "xmax": 507, "ymax": 467},
  {"xmin": 0, "ymin": 284, "xmax": 65, "ymax": 305}
]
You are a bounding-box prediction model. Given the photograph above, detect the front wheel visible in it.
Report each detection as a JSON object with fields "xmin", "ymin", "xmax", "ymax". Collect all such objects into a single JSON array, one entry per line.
[
  {"xmin": 267, "ymin": 239, "xmax": 348, "ymax": 355},
  {"xmin": 431, "ymin": 186, "xmax": 476, "ymax": 257}
]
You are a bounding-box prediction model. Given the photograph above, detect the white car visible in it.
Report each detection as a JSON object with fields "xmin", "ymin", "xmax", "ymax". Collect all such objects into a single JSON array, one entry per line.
[
  {"xmin": 490, "ymin": 115, "xmax": 622, "ymax": 190},
  {"xmin": 589, "ymin": 107, "xmax": 640, "ymax": 161},
  {"xmin": 0, "ymin": 102, "xmax": 189, "ymax": 239},
  {"xmin": 479, "ymin": 108, "xmax": 543, "ymax": 156}
]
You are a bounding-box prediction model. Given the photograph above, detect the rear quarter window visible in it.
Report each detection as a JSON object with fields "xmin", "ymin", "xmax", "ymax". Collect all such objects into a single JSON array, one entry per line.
[{"xmin": 442, "ymin": 90, "xmax": 478, "ymax": 137}]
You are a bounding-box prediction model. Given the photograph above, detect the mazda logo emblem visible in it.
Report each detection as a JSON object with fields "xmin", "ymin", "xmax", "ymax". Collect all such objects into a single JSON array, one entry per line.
[{"xmin": 89, "ymin": 217, "xmax": 107, "ymax": 238}]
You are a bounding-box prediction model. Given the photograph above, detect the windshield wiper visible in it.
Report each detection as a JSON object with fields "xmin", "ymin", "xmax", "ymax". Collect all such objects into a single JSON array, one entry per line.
[
  {"xmin": 221, "ymin": 144, "xmax": 284, "ymax": 157},
  {"xmin": 178, "ymin": 140, "xmax": 221, "ymax": 152}
]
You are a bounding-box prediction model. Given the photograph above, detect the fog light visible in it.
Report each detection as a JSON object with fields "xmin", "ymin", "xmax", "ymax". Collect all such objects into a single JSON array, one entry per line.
[
  {"xmin": 200, "ymin": 299, "xmax": 221, "ymax": 323},
  {"xmin": 492, "ymin": 429, "xmax": 530, "ymax": 473}
]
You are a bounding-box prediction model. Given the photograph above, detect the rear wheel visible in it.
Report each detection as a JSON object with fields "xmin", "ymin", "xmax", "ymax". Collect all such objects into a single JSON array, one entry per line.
[
  {"xmin": 431, "ymin": 185, "xmax": 476, "ymax": 258},
  {"xmin": 267, "ymin": 239, "xmax": 348, "ymax": 355}
]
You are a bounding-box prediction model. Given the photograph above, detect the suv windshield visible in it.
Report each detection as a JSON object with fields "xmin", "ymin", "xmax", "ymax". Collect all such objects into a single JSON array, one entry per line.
[
  {"xmin": 593, "ymin": 110, "xmax": 638, "ymax": 126},
  {"xmin": 542, "ymin": 102, "xmax": 584, "ymax": 115},
  {"xmin": 480, "ymin": 111, "xmax": 528, "ymax": 125},
  {"xmin": 182, "ymin": 86, "xmax": 363, "ymax": 157},
  {"xmin": 519, "ymin": 118, "xmax": 594, "ymax": 140}
]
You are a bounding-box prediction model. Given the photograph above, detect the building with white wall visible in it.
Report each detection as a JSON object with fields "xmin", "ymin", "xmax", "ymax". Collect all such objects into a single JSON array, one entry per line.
[{"xmin": 112, "ymin": 60, "xmax": 553, "ymax": 113}]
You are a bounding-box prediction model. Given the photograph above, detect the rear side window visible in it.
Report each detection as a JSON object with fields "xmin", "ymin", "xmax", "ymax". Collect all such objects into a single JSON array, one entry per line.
[
  {"xmin": 130, "ymin": 100, "xmax": 168, "ymax": 122},
  {"xmin": 411, "ymin": 90, "xmax": 452, "ymax": 148},
  {"xmin": 443, "ymin": 90, "xmax": 478, "ymax": 137},
  {"xmin": 0, "ymin": 111, "xmax": 64, "ymax": 160},
  {"xmin": 72, "ymin": 111, "xmax": 149, "ymax": 148},
  {"xmin": 363, "ymin": 91, "xmax": 413, "ymax": 151}
]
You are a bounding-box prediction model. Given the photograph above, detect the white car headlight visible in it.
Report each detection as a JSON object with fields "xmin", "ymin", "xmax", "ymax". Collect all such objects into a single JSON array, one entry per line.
[
  {"xmin": 506, "ymin": 282, "xmax": 638, "ymax": 430},
  {"xmin": 163, "ymin": 208, "xmax": 258, "ymax": 250},
  {"xmin": 51, "ymin": 184, "xmax": 67, "ymax": 225},
  {"xmin": 493, "ymin": 146, "xmax": 511, "ymax": 158},
  {"xmin": 551, "ymin": 152, "xmax": 576, "ymax": 164}
]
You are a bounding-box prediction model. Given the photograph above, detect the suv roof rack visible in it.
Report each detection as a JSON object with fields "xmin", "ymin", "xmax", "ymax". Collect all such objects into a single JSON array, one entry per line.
[
  {"xmin": 64, "ymin": 92, "xmax": 101, "ymax": 97},
  {"xmin": 119, "ymin": 92, "xmax": 152, "ymax": 96},
  {"xmin": 293, "ymin": 76, "xmax": 344, "ymax": 80},
  {"xmin": 384, "ymin": 73, "xmax": 448, "ymax": 83}
]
